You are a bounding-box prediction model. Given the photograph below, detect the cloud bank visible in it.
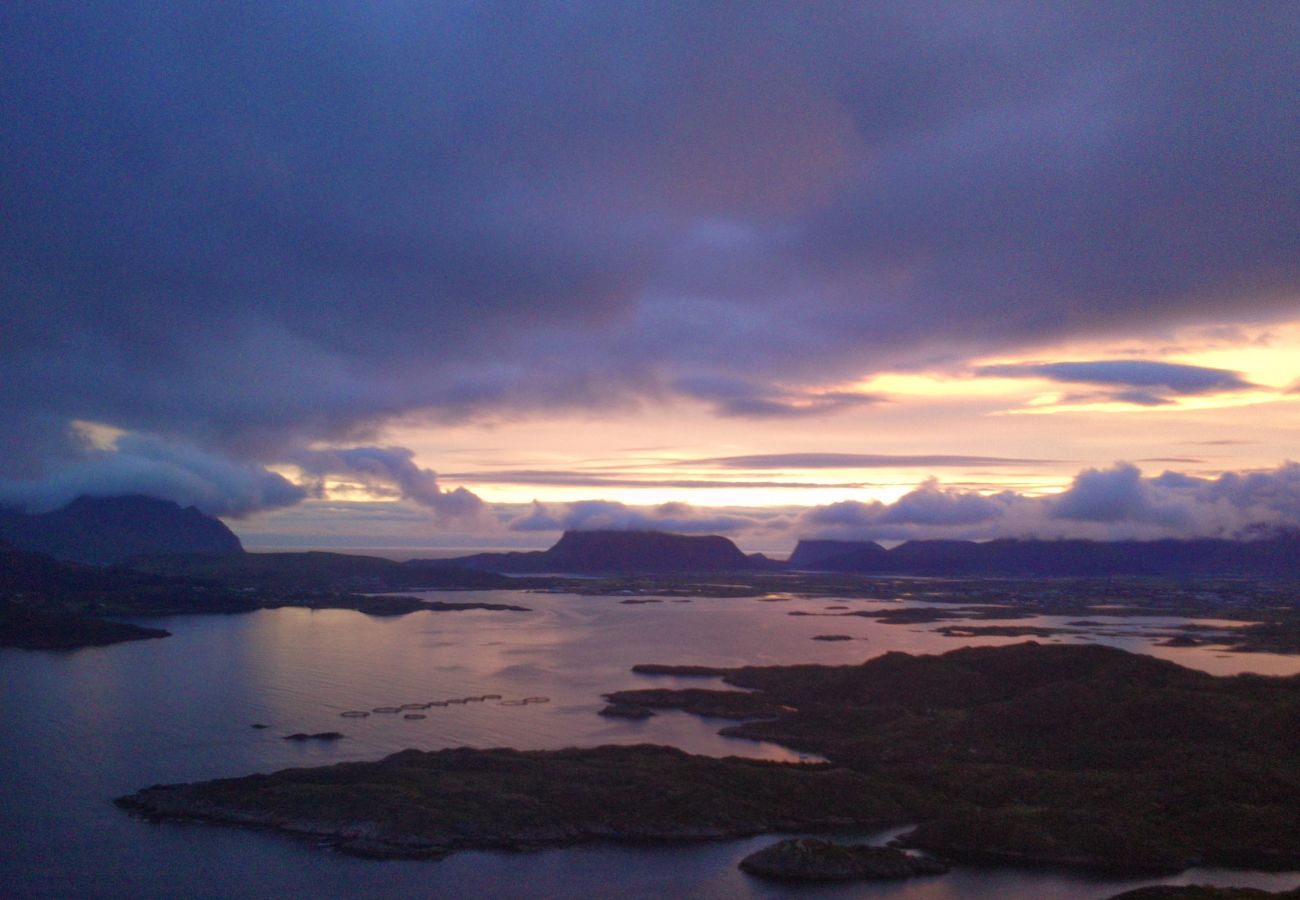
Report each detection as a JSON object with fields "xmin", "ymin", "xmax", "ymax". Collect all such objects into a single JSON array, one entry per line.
[{"xmin": 798, "ymin": 462, "xmax": 1300, "ymax": 543}]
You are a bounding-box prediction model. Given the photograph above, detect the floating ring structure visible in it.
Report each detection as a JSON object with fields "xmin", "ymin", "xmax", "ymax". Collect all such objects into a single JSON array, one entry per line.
[
  {"xmin": 400, "ymin": 703, "xmax": 427, "ymax": 710},
  {"xmin": 340, "ymin": 711, "xmax": 370, "ymax": 718},
  {"xmin": 403, "ymin": 713, "xmax": 427, "ymax": 720},
  {"xmin": 372, "ymin": 707, "xmax": 401, "ymax": 713},
  {"xmin": 522, "ymin": 696, "xmax": 551, "ymax": 704}
]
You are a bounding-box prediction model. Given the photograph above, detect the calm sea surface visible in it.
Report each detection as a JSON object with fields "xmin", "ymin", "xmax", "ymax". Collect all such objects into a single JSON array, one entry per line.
[{"xmin": 2, "ymin": 590, "xmax": 1298, "ymax": 898}]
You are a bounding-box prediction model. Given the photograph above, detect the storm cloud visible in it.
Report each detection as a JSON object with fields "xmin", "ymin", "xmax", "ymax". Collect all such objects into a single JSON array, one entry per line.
[{"xmin": 2, "ymin": 3, "xmax": 1297, "ymax": 508}]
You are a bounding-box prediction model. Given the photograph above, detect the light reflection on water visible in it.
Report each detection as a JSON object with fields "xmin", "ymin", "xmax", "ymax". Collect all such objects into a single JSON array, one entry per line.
[{"xmin": 1, "ymin": 591, "xmax": 1297, "ymax": 898}]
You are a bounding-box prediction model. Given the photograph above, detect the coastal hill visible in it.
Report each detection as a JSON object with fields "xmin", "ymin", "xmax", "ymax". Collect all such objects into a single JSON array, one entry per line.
[
  {"xmin": 446, "ymin": 529, "xmax": 769, "ymax": 574},
  {"xmin": 0, "ymin": 495, "xmax": 243, "ymax": 565}
]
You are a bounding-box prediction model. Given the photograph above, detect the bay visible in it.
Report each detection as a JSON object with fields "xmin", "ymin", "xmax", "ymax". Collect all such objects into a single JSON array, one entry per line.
[{"xmin": 2, "ymin": 590, "xmax": 1298, "ymax": 898}]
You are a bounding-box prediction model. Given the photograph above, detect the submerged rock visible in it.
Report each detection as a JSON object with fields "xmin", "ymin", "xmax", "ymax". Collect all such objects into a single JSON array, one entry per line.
[{"xmin": 739, "ymin": 838, "xmax": 949, "ymax": 881}]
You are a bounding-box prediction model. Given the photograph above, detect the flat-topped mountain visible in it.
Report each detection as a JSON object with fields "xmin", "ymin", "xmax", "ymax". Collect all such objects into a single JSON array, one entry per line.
[
  {"xmin": 449, "ymin": 529, "xmax": 765, "ymax": 574},
  {"xmin": 0, "ymin": 495, "xmax": 244, "ymax": 565},
  {"xmin": 787, "ymin": 534, "xmax": 1300, "ymax": 577}
]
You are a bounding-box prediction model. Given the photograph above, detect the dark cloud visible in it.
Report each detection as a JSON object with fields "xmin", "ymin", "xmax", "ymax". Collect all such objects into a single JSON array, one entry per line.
[
  {"xmin": 1049, "ymin": 462, "xmax": 1189, "ymax": 527},
  {"xmin": 977, "ymin": 361, "xmax": 1256, "ymax": 402},
  {"xmin": 290, "ymin": 447, "xmax": 484, "ymax": 519},
  {"xmin": 2, "ymin": 4, "xmax": 1296, "ymax": 490},
  {"xmin": 801, "ymin": 480, "xmax": 1024, "ymax": 538},
  {"xmin": 797, "ymin": 462, "xmax": 1300, "ymax": 542},
  {"xmin": 672, "ymin": 377, "xmax": 883, "ymax": 418},
  {"xmin": 692, "ymin": 454, "xmax": 1055, "ymax": 469}
]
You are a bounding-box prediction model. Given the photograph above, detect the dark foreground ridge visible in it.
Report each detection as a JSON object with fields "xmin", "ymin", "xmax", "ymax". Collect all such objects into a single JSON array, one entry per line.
[
  {"xmin": 608, "ymin": 642, "xmax": 1300, "ymax": 873},
  {"xmin": 116, "ymin": 744, "xmax": 902, "ymax": 859},
  {"xmin": 117, "ymin": 643, "xmax": 1300, "ymax": 874}
]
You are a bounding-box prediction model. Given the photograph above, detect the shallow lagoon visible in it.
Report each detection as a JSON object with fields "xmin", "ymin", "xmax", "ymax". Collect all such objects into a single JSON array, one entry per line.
[{"xmin": 2, "ymin": 590, "xmax": 1298, "ymax": 898}]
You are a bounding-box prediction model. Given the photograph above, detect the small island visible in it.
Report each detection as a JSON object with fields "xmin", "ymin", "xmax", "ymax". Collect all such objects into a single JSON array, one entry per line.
[{"xmin": 739, "ymin": 837, "xmax": 948, "ymax": 881}]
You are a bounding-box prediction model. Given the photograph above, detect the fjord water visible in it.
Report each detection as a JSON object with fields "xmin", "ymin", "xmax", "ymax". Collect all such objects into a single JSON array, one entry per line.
[{"xmin": 2, "ymin": 591, "xmax": 1298, "ymax": 899}]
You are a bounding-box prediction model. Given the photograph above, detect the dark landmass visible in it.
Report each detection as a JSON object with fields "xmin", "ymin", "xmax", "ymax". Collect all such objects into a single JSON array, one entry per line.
[
  {"xmin": 1107, "ymin": 888, "xmax": 1300, "ymax": 899},
  {"xmin": 738, "ymin": 837, "xmax": 948, "ymax": 881},
  {"xmin": 598, "ymin": 703, "xmax": 654, "ymax": 719},
  {"xmin": 262, "ymin": 594, "xmax": 529, "ymax": 616},
  {"xmin": 933, "ymin": 625, "xmax": 1071, "ymax": 638},
  {"xmin": 451, "ymin": 529, "xmax": 1298, "ymax": 579},
  {"xmin": 630, "ymin": 664, "xmax": 730, "ymax": 677},
  {"xmin": 116, "ymin": 744, "xmax": 904, "ymax": 859},
  {"xmin": 136, "ymin": 550, "xmax": 515, "ymax": 592},
  {"xmin": 788, "ymin": 534, "xmax": 1300, "ymax": 578},
  {"xmin": 283, "ymin": 732, "xmax": 344, "ymax": 742},
  {"xmin": 449, "ymin": 530, "xmax": 769, "ymax": 574},
  {"xmin": 0, "ymin": 543, "xmax": 529, "ymax": 649},
  {"xmin": 0, "ymin": 495, "xmax": 243, "ymax": 565},
  {"xmin": 612, "ymin": 643, "xmax": 1300, "ymax": 872},
  {"xmin": 791, "ymin": 605, "xmax": 1035, "ymax": 625},
  {"xmin": 789, "ymin": 539, "xmax": 892, "ymax": 571},
  {"xmin": 0, "ymin": 602, "xmax": 170, "ymax": 649},
  {"xmin": 601, "ymin": 688, "xmax": 787, "ymax": 720}
]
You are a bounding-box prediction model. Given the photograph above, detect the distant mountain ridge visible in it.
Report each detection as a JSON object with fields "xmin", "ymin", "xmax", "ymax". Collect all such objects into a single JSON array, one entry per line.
[
  {"xmin": 452, "ymin": 528, "xmax": 1299, "ymax": 577},
  {"xmin": 447, "ymin": 529, "xmax": 770, "ymax": 574},
  {"xmin": 787, "ymin": 534, "xmax": 1300, "ymax": 577},
  {"xmin": 0, "ymin": 495, "xmax": 244, "ymax": 565}
]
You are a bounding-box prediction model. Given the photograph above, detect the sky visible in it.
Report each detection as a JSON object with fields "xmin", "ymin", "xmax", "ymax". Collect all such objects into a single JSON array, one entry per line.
[{"xmin": 2, "ymin": 2, "xmax": 1298, "ymax": 555}]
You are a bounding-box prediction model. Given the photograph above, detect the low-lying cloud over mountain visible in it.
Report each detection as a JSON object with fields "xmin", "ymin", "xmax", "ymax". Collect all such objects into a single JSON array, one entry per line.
[
  {"xmin": 798, "ymin": 462, "xmax": 1300, "ymax": 542},
  {"xmin": 508, "ymin": 500, "xmax": 789, "ymax": 537}
]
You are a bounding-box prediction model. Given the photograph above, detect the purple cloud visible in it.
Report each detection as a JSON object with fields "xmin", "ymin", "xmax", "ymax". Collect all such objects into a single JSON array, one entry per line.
[
  {"xmin": 0, "ymin": 3, "xmax": 1294, "ymax": 491},
  {"xmin": 291, "ymin": 447, "xmax": 484, "ymax": 519},
  {"xmin": 976, "ymin": 360, "xmax": 1256, "ymax": 405}
]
